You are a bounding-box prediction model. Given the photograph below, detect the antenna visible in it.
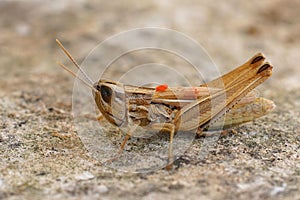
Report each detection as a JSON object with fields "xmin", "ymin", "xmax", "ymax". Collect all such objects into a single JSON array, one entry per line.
[
  {"xmin": 57, "ymin": 62, "xmax": 99, "ymax": 93},
  {"xmin": 55, "ymin": 39, "xmax": 93, "ymax": 84}
]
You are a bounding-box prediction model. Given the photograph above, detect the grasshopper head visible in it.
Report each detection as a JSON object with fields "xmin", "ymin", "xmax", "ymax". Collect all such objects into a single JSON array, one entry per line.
[{"xmin": 93, "ymin": 80, "xmax": 127, "ymax": 127}]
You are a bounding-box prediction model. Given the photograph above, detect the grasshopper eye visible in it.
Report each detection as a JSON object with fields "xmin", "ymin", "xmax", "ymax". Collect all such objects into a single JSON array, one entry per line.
[
  {"xmin": 100, "ymin": 85, "xmax": 112, "ymax": 104},
  {"xmin": 94, "ymin": 81, "xmax": 127, "ymax": 127}
]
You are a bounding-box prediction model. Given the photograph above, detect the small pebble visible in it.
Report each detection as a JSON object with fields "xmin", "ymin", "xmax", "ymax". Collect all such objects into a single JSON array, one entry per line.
[
  {"xmin": 270, "ymin": 183, "xmax": 287, "ymax": 196},
  {"xmin": 75, "ymin": 171, "xmax": 95, "ymax": 181},
  {"xmin": 97, "ymin": 185, "xmax": 109, "ymax": 194}
]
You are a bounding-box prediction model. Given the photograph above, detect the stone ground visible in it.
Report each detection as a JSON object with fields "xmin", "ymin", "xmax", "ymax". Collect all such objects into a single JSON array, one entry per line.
[{"xmin": 0, "ymin": 1, "xmax": 299, "ymax": 200}]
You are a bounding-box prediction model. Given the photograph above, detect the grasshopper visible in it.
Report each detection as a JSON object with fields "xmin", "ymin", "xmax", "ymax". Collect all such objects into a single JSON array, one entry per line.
[{"xmin": 56, "ymin": 39, "xmax": 275, "ymax": 170}]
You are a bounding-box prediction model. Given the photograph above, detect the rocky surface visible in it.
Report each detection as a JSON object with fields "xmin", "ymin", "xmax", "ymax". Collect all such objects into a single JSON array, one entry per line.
[{"xmin": 0, "ymin": 1, "xmax": 299, "ymax": 200}]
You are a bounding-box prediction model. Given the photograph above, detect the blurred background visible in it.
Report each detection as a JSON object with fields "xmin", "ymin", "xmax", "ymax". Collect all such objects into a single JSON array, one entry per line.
[
  {"xmin": 1, "ymin": 1, "xmax": 299, "ymax": 92},
  {"xmin": 0, "ymin": 1, "xmax": 299, "ymax": 199}
]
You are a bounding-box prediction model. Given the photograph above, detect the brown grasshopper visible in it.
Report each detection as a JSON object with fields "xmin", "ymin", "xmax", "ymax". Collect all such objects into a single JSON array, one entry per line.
[{"xmin": 56, "ymin": 39, "xmax": 275, "ymax": 170}]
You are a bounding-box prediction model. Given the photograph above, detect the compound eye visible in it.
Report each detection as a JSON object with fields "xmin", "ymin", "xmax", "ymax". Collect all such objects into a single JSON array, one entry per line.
[{"xmin": 100, "ymin": 85, "xmax": 112, "ymax": 104}]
